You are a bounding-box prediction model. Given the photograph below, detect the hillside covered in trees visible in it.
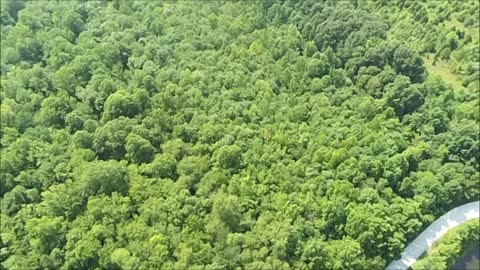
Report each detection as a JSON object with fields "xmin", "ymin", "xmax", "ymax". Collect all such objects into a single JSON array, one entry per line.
[
  {"xmin": 1, "ymin": 1, "xmax": 479, "ymax": 269},
  {"xmin": 369, "ymin": 0, "xmax": 479, "ymax": 90}
]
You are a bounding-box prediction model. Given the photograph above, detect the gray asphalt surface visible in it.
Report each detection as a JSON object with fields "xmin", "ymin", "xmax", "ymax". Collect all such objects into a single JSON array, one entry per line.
[{"xmin": 386, "ymin": 201, "xmax": 480, "ymax": 270}]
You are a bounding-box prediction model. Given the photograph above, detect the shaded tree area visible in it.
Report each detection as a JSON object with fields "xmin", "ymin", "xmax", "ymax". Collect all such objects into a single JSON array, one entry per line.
[{"xmin": 1, "ymin": 1, "xmax": 478, "ymax": 269}]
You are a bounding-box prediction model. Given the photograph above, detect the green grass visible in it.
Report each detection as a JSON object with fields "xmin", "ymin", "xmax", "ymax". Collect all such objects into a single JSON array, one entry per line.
[
  {"xmin": 448, "ymin": 18, "xmax": 480, "ymax": 45},
  {"xmin": 423, "ymin": 53, "xmax": 466, "ymax": 92},
  {"xmin": 376, "ymin": 3, "xmax": 477, "ymax": 94}
]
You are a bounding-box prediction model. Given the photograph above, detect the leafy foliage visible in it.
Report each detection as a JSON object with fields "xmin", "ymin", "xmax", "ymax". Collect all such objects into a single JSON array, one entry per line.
[
  {"xmin": 1, "ymin": 1, "xmax": 478, "ymax": 269},
  {"xmin": 412, "ymin": 218, "xmax": 480, "ymax": 270}
]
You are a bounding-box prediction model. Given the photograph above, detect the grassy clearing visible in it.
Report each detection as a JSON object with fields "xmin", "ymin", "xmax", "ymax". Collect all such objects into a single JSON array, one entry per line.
[
  {"xmin": 448, "ymin": 18, "xmax": 480, "ymax": 45},
  {"xmin": 423, "ymin": 53, "xmax": 466, "ymax": 92}
]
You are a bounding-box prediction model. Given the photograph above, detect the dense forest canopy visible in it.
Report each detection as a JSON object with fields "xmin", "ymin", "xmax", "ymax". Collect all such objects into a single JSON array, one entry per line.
[{"xmin": 0, "ymin": 0, "xmax": 479, "ymax": 269}]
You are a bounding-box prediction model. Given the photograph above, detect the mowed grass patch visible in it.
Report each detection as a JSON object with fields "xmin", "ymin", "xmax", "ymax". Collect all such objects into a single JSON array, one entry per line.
[{"xmin": 423, "ymin": 53, "xmax": 466, "ymax": 92}]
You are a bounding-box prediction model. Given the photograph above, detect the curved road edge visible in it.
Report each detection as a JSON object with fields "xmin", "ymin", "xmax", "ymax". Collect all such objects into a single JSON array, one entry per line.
[{"xmin": 386, "ymin": 201, "xmax": 480, "ymax": 270}]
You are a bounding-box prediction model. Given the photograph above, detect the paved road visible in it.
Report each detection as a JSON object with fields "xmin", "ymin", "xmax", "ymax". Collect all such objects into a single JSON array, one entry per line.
[{"xmin": 386, "ymin": 201, "xmax": 480, "ymax": 270}]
